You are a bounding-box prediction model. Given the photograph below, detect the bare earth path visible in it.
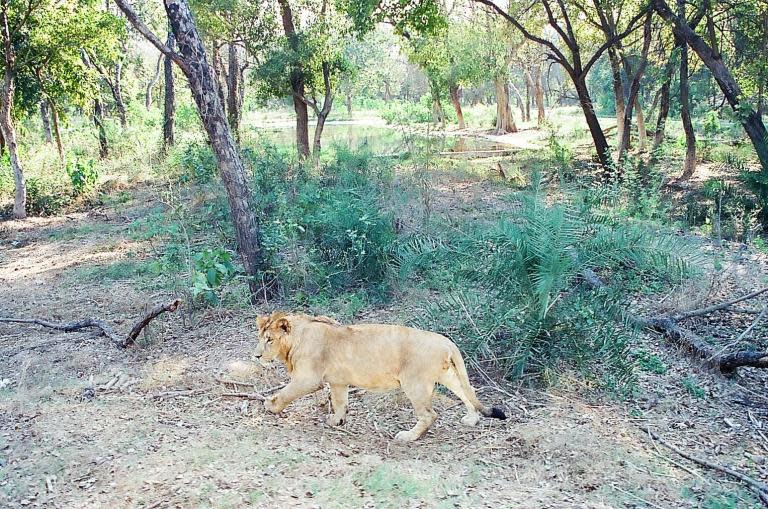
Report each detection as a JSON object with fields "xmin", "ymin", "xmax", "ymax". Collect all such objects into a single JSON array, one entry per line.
[{"xmin": 2, "ymin": 179, "xmax": 768, "ymax": 508}]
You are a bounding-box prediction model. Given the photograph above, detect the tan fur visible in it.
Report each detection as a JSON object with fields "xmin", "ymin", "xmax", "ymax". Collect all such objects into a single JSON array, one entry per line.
[{"xmin": 254, "ymin": 312, "xmax": 502, "ymax": 442}]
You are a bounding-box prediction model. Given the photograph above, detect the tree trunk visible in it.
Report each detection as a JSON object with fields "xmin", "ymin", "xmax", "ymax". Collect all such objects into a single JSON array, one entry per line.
[
  {"xmin": 277, "ymin": 0, "xmax": 310, "ymax": 159},
  {"xmin": 618, "ymin": 14, "xmax": 652, "ymax": 160},
  {"xmin": 383, "ymin": 80, "xmax": 392, "ymax": 101},
  {"xmin": 113, "ymin": 57, "xmax": 127, "ymax": 127},
  {"xmin": 311, "ymin": 62, "xmax": 334, "ymax": 156},
  {"xmin": 510, "ymin": 82, "xmax": 527, "ymax": 123},
  {"xmin": 345, "ymin": 91, "xmax": 352, "ymax": 117},
  {"xmin": 163, "ymin": 30, "xmax": 175, "ymax": 150},
  {"xmin": 50, "ymin": 103, "xmax": 64, "ymax": 161},
  {"xmin": 145, "ymin": 53, "xmax": 163, "ymax": 109},
  {"xmin": 226, "ymin": 42, "xmax": 240, "ymax": 140},
  {"xmin": 654, "ymin": 0, "xmax": 768, "ymax": 172},
  {"xmin": 449, "ymin": 85, "xmax": 465, "ymax": 129},
  {"xmin": 524, "ymin": 74, "xmax": 531, "ymax": 122},
  {"xmin": 1, "ymin": 67, "xmax": 25, "ymax": 219},
  {"xmin": 94, "ymin": 98, "xmax": 109, "ymax": 158},
  {"xmin": 152, "ymin": 0, "xmax": 268, "ymax": 298},
  {"xmin": 533, "ymin": 65, "xmax": 545, "ymax": 126},
  {"xmin": 40, "ymin": 100, "xmax": 53, "ymax": 144},
  {"xmin": 212, "ymin": 45, "xmax": 227, "ymax": 110},
  {"xmin": 494, "ymin": 75, "xmax": 517, "ymax": 134},
  {"xmin": 677, "ymin": 1, "xmax": 696, "ymax": 180},
  {"xmin": 574, "ymin": 77, "xmax": 611, "ymax": 171},
  {"xmin": 608, "ymin": 48, "xmax": 626, "ymax": 153},
  {"xmin": 635, "ymin": 97, "xmax": 647, "ymax": 152}
]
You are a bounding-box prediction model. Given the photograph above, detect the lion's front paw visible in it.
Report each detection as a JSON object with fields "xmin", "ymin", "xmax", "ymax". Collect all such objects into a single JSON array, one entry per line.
[
  {"xmin": 461, "ymin": 412, "xmax": 481, "ymax": 427},
  {"xmin": 394, "ymin": 430, "xmax": 418, "ymax": 442},
  {"xmin": 264, "ymin": 396, "xmax": 280, "ymax": 414},
  {"xmin": 326, "ymin": 414, "xmax": 346, "ymax": 427}
]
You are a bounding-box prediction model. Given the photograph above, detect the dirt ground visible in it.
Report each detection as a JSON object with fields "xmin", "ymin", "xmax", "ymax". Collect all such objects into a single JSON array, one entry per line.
[{"xmin": 2, "ymin": 168, "xmax": 768, "ymax": 508}]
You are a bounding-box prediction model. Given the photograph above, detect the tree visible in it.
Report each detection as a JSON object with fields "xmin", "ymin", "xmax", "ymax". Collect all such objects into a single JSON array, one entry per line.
[
  {"xmin": 0, "ymin": 0, "xmax": 121, "ymax": 218},
  {"xmin": 163, "ymin": 30, "xmax": 175, "ymax": 150},
  {"xmin": 115, "ymin": 0, "xmax": 270, "ymax": 299},
  {"xmin": 475, "ymin": 0, "xmax": 650, "ymax": 171},
  {"xmin": 653, "ymin": 0, "xmax": 768, "ymax": 172}
]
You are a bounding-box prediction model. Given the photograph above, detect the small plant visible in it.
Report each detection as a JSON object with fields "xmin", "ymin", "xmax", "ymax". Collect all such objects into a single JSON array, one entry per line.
[
  {"xmin": 66, "ymin": 158, "xmax": 99, "ymax": 195},
  {"xmin": 547, "ymin": 127, "xmax": 573, "ymax": 182},
  {"xmin": 681, "ymin": 376, "xmax": 706, "ymax": 399},
  {"xmin": 634, "ymin": 350, "xmax": 667, "ymax": 374},
  {"xmin": 173, "ymin": 141, "xmax": 218, "ymax": 183},
  {"xmin": 191, "ymin": 248, "xmax": 236, "ymax": 304},
  {"xmin": 25, "ymin": 177, "xmax": 70, "ymax": 216}
]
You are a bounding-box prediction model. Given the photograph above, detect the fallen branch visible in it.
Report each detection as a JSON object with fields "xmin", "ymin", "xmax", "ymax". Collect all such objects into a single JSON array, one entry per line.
[
  {"xmin": 580, "ymin": 270, "xmax": 768, "ymax": 374},
  {"xmin": 647, "ymin": 428, "xmax": 768, "ymax": 506},
  {"xmin": 219, "ymin": 383, "xmax": 286, "ymax": 402},
  {"xmin": 0, "ymin": 299, "xmax": 181, "ymax": 348}
]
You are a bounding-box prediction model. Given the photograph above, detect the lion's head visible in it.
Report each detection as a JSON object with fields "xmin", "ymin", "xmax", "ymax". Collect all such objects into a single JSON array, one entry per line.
[{"xmin": 254, "ymin": 312, "xmax": 292, "ymax": 363}]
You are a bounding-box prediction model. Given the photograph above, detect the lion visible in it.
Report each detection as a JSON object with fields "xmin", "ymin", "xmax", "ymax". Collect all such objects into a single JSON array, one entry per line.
[{"xmin": 254, "ymin": 312, "xmax": 506, "ymax": 442}]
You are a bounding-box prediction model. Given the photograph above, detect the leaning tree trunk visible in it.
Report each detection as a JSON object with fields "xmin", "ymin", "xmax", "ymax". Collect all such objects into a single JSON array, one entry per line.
[
  {"xmin": 449, "ymin": 85, "xmax": 465, "ymax": 129},
  {"xmin": 1, "ymin": 68, "xmax": 25, "ymax": 218},
  {"xmin": 94, "ymin": 98, "xmax": 109, "ymax": 159},
  {"xmin": 494, "ymin": 75, "xmax": 517, "ymax": 134},
  {"xmin": 532, "ymin": 66, "xmax": 545, "ymax": 126},
  {"xmin": 163, "ymin": 30, "xmax": 175, "ymax": 150},
  {"xmin": 652, "ymin": 45, "xmax": 678, "ymax": 155},
  {"xmin": 115, "ymin": 0, "xmax": 269, "ymax": 299},
  {"xmin": 50, "ymin": 101, "xmax": 64, "ymax": 161},
  {"xmin": 574, "ymin": 76, "xmax": 612, "ymax": 171},
  {"xmin": 653, "ymin": 0, "xmax": 768, "ymax": 172},
  {"xmin": 618, "ymin": 14, "xmax": 653, "ymax": 160},
  {"xmin": 40, "ymin": 100, "xmax": 53, "ymax": 144},
  {"xmin": 145, "ymin": 53, "xmax": 163, "ymax": 110},
  {"xmin": 226, "ymin": 42, "xmax": 241, "ymax": 140}
]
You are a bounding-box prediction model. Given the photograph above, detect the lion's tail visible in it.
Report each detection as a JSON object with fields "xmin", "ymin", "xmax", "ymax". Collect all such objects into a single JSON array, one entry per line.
[{"xmin": 449, "ymin": 345, "xmax": 507, "ymax": 420}]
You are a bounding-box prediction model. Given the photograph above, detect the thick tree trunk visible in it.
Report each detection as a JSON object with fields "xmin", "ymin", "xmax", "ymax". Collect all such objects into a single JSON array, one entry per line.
[
  {"xmin": 1, "ymin": 68, "xmax": 25, "ymax": 218},
  {"xmin": 277, "ymin": 0, "xmax": 310, "ymax": 159},
  {"xmin": 494, "ymin": 75, "xmax": 517, "ymax": 134},
  {"xmin": 226, "ymin": 42, "xmax": 241, "ymax": 140},
  {"xmin": 654, "ymin": 0, "xmax": 768, "ymax": 172},
  {"xmin": 608, "ymin": 48, "xmax": 626, "ymax": 152},
  {"xmin": 40, "ymin": 100, "xmax": 53, "ymax": 144},
  {"xmin": 94, "ymin": 98, "xmax": 109, "ymax": 159},
  {"xmin": 145, "ymin": 53, "xmax": 163, "ymax": 110},
  {"xmin": 574, "ymin": 77, "xmax": 611, "ymax": 171},
  {"xmin": 449, "ymin": 85, "xmax": 465, "ymax": 129},
  {"xmin": 163, "ymin": 30, "xmax": 175, "ymax": 150},
  {"xmin": 156, "ymin": 0, "xmax": 267, "ymax": 297},
  {"xmin": 50, "ymin": 103, "xmax": 64, "ymax": 161}
]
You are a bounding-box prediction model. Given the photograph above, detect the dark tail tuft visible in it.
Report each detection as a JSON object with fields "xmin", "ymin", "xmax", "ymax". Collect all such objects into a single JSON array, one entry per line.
[{"xmin": 489, "ymin": 407, "xmax": 507, "ymax": 420}]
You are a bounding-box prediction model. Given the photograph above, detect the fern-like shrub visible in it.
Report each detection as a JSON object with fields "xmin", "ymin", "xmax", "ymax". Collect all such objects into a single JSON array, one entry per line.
[{"xmin": 397, "ymin": 189, "xmax": 696, "ymax": 389}]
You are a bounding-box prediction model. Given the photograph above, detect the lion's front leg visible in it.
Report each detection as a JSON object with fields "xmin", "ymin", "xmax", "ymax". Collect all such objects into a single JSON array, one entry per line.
[
  {"xmin": 264, "ymin": 377, "xmax": 322, "ymax": 414},
  {"xmin": 326, "ymin": 384, "xmax": 349, "ymax": 426}
]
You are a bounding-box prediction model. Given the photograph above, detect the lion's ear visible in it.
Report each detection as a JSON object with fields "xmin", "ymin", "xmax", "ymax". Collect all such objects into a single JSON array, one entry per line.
[
  {"xmin": 256, "ymin": 315, "xmax": 269, "ymax": 331},
  {"xmin": 275, "ymin": 317, "xmax": 292, "ymax": 334}
]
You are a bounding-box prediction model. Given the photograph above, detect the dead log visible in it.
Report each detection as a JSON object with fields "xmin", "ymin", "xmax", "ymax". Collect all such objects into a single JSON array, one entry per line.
[
  {"xmin": 0, "ymin": 299, "xmax": 181, "ymax": 348},
  {"xmin": 580, "ymin": 269, "xmax": 768, "ymax": 374}
]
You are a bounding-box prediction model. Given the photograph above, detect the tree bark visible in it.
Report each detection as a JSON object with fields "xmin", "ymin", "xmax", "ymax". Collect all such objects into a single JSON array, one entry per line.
[
  {"xmin": 40, "ymin": 100, "xmax": 53, "ymax": 143},
  {"xmin": 532, "ymin": 65, "xmax": 545, "ymax": 125},
  {"xmin": 635, "ymin": 97, "xmax": 647, "ymax": 152},
  {"xmin": 226, "ymin": 42, "xmax": 241, "ymax": 140},
  {"xmin": 345, "ymin": 91, "xmax": 352, "ymax": 117},
  {"xmin": 94, "ymin": 98, "xmax": 108, "ymax": 158},
  {"xmin": 50, "ymin": 101, "xmax": 64, "ymax": 161},
  {"xmin": 115, "ymin": 0, "xmax": 270, "ymax": 299},
  {"xmin": 145, "ymin": 53, "xmax": 163, "ymax": 110},
  {"xmin": 608, "ymin": 48, "xmax": 626, "ymax": 152},
  {"xmin": 524, "ymin": 74, "xmax": 531, "ymax": 122},
  {"xmin": 1, "ymin": 68, "xmax": 24, "ymax": 218},
  {"xmin": 311, "ymin": 62, "xmax": 334, "ymax": 156},
  {"xmin": 277, "ymin": 0, "xmax": 310, "ymax": 159},
  {"xmin": 618, "ymin": 14, "xmax": 653, "ymax": 160},
  {"xmin": 574, "ymin": 77, "xmax": 611, "ymax": 171},
  {"xmin": 677, "ymin": 28, "xmax": 697, "ymax": 177},
  {"xmin": 163, "ymin": 30, "xmax": 175, "ymax": 150},
  {"xmin": 494, "ymin": 75, "xmax": 517, "ymax": 134},
  {"xmin": 449, "ymin": 85, "xmax": 465, "ymax": 129},
  {"xmin": 653, "ymin": 0, "xmax": 768, "ymax": 172},
  {"xmin": 652, "ymin": 45, "xmax": 678, "ymax": 155},
  {"xmin": 113, "ymin": 54, "xmax": 127, "ymax": 127}
]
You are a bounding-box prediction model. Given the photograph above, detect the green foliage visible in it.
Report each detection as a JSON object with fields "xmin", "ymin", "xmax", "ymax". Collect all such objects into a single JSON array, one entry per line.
[
  {"xmin": 191, "ymin": 248, "xmax": 237, "ymax": 304},
  {"xmin": 380, "ymin": 97, "xmax": 437, "ymax": 124},
  {"xmin": 547, "ymin": 127, "xmax": 573, "ymax": 181},
  {"xmin": 25, "ymin": 177, "xmax": 70, "ymax": 216},
  {"xmin": 633, "ymin": 350, "xmax": 667, "ymax": 374},
  {"xmin": 172, "ymin": 142, "xmax": 218, "ymax": 184},
  {"xmin": 398, "ymin": 190, "xmax": 695, "ymax": 386},
  {"xmin": 681, "ymin": 376, "xmax": 706, "ymax": 399},
  {"xmin": 66, "ymin": 158, "xmax": 98, "ymax": 195}
]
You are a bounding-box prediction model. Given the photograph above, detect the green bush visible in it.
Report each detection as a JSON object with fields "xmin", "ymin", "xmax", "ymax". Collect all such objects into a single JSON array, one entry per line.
[
  {"xmin": 66, "ymin": 158, "xmax": 98, "ymax": 195},
  {"xmin": 172, "ymin": 141, "xmax": 218, "ymax": 183},
  {"xmin": 191, "ymin": 247, "xmax": 237, "ymax": 304},
  {"xmin": 25, "ymin": 177, "xmax": 70, "ymax": 216}
]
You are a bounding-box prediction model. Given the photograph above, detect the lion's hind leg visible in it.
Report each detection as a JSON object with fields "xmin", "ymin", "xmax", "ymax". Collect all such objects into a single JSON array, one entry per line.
[
  {"xmin": 438, "ymin": 368, "xmax": 481, "ymax": 426},
  {"xmin": 395, "ymin": 382, "xmax": 437, "ymax": 442},
  {"xmin": 327, "ymin": 384, "xmax": 349, "ymax": 426}
]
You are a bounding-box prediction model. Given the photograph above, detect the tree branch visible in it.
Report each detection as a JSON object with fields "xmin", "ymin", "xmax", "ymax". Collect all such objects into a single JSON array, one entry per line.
[
  {"xmin": 0, "ymin": 299, "xmax": 181, "ymax": 348},
  {"xmin": 582, "ymin": 3, "xmax": 651, "ymax": 75}
]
